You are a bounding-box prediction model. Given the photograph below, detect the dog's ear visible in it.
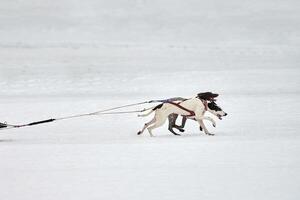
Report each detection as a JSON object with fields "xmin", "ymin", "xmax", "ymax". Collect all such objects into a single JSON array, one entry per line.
[
  {"xmin": 197, "ymin": 92, "xmax": 219, "ymax": 101},
  {"xmin": 210, "ymin": 93, "xmax": 219, "ymax": 97}
]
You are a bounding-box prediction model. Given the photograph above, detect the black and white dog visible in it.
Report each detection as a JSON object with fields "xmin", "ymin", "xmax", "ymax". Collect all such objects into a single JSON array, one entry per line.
[
  {"xmin": 167, "ymin": 101, "xmax": 226, "ymax": 135},
  {"xmin": 168, "ymin": 92, "xmax": 222, "ymax": 135},
  {"xmin": 138, "ymin": 92, "xmax": 227, "ymax": 137}
]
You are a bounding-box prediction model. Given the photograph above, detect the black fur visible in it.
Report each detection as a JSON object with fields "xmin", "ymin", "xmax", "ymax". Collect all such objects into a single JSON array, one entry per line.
[
  {"xmin": 207, "ymin": 101, "xmax": 222, "ymax": 111},
  {"xmin": 168, "ymin": 114, "xmax": 186, "ymax": 135},
  {"xmin": 197, "ymin": 92, "xmax": 219, "ymax": 101},
  {"xmin": 153, "ymin": 103, "xmax": 163, "ymax": 110},
  {"xmin": 168, "ymin": 114, "xmax": 202, "ymax": 135}
]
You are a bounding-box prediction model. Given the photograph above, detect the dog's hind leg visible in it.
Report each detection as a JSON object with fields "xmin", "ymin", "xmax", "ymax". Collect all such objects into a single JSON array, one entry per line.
[
  {"xmin": 147, "ymin": 115, "xmax": 167, "ymax": 137},
  {"xmin": 169, "ymin": 114, "xmax": 185, "ymax": 133},
  {"xmin": 168, "ymin": 124, "xmax": 181, "ymax": 136},
  {"xmin": 174, "ymin": 116, "xmax": 187, "ymax": 132},
  {"xmin": 168, "ymin": 114, "xmax": 181, "ymax": 135},
  {"xmin": 138, "ymin": 117, "xmax": 156, "ymax": 135},
  {"xmin": 178, "ymin": 116, "xmax": 187, "ymax": 129}
]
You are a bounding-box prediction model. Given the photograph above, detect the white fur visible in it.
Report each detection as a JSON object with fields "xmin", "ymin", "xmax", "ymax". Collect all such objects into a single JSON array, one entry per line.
[{"xmin": 138, "ymin": 98, "xmax": 226, "ymax": 137}]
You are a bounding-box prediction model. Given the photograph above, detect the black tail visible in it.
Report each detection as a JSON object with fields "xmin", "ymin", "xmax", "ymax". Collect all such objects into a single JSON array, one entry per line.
[{"xmin": 153, "ymin": 103, "xmax": 163, "ymax": 110}]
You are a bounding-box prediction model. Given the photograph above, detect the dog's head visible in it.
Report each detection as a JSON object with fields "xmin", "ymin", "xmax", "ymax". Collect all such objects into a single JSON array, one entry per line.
[
  {"xmin": 207, "ymin": 101, "xmax": 227, "ymax": 120},
  {"xmin": 197, "ymin": 92, "xmax": 219, "ymax": 101}
]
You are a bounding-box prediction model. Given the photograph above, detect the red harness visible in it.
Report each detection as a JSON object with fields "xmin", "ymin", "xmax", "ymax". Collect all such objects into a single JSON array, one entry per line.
[
  {"xmin": 168, "ymin": 101, "xmax": 195, "ymax": 117},
  {"xmin": 167, "ymin": 100, "xmax": 208, "ymax": 117},
  {"xmin": 201, "ymin": 100, "xmax": 208, "ymax": 112}
]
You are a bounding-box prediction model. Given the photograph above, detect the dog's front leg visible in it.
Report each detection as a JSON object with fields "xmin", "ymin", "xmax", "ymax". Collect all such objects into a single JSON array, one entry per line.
[
  {"xmin": 203, "ymin": 116, "xmax": 216, "ymax": 127},
  {"xmin": 198, "ymin": 120, "xmax": 214, "ymax": 136},
  {"xmin": 195, "ymin": 114, "xmax": 214, "ymax": 136},
  {"xmin": 195, "ymin": 105, "xmax": 215, "ymax": 135},
  {"xmin": 197, "ymin": 117, "xmax": 216, "ymax": 132},
  {"xmin": 195, "ymin": 109, "xmax": 211, "ymax": 135}
]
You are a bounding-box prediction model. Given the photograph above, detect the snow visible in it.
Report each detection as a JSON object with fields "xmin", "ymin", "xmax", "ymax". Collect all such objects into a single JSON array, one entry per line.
[
  {"xmin": 0, "ymin": 0, "xmax": 300, "ymax": 200},
  {"xmin": 1, "ymin": 140, "xmax": 299, "ymax": 200}
]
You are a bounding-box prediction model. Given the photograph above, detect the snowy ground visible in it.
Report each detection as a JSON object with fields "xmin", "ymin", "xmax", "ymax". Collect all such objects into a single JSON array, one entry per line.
[
  {"xmin": 1, "ymin": 63, "xmax": 299, "ymax": 200},
  {"xmin": 1, "ymin": 0, "xmax": 300, "ymax": 200}
]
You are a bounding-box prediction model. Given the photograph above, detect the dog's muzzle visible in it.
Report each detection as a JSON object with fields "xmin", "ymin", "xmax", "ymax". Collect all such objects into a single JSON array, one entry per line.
[{"xmin": 217, "ymin": 113, "xmax": 227, "ymax": 120}]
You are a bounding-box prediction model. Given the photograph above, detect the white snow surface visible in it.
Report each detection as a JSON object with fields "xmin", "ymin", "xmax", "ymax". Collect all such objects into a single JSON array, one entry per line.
[{"xmin": 1, "ymin": 0, "xmax": 300, "ymax": 200}]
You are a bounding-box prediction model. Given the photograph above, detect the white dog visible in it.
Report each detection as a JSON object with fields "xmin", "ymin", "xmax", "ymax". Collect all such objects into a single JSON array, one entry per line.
[{"xmin": 138, "ymin": 97, "xmax": 227, "ymax": 137}]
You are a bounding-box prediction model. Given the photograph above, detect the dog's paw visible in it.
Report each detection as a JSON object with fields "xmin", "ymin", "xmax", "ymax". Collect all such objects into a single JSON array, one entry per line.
[
  {"xmin": 206, "ymin": 133, "xmax": 215, "ymax": 136},
  {"xmin": 137, "ymin": 131, "xmax": 142, "ymax": 135},
  {"xmin": 179, "ymin": 128, "xmax": 185, "ymax": 132}
]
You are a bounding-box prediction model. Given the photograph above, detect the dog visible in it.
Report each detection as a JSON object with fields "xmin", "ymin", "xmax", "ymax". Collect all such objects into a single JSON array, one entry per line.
[
  {"xmin": 137, "ymin": 95, "xmax": 227, "ymax": 137},
  {"xmin": 168, "ymin": 92, "xmax": 220, "ymax": 135},
  {"xmin": 167, "ymin": 101, "xmax": 226, "ymax": 135}
]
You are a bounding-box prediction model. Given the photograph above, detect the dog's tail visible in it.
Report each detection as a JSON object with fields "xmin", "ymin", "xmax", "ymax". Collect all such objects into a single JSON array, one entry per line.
[
  {"xmin": 138, "ymin": 104, "xmax": 163, "ymax": 117},
  {"xmin": 138, "ymin": 109, "xmax": 155, "ymax": 117}
]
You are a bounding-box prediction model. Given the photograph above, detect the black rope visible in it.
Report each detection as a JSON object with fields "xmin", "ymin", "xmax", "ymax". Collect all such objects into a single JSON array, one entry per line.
[
  {"xmin": 0, "ymin": 119, "xmax": 57, "ymax": 130},
  {"xmin": 0, "ymin": 122, "xmax": 8, "ymax": 129},
  {"xmin": 0, "ymin": 106, "xmax": 153, "ymax": 131},
  {"xmin": 27, "ymin": 119, "xmax": 56, "ymax": 126},
  {"xmin": 0, "ymin": 98, "xmax": 175, "ymax": 131}
]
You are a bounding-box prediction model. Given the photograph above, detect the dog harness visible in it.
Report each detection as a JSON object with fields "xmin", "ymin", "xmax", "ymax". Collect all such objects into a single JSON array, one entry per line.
[
  {"xmin": 167, "ymin": 101, "xmax": 195, "ymax": 117},
  {"xmin": 167, "ymin": 99, "xmax": 208, "ymax": 117}
]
